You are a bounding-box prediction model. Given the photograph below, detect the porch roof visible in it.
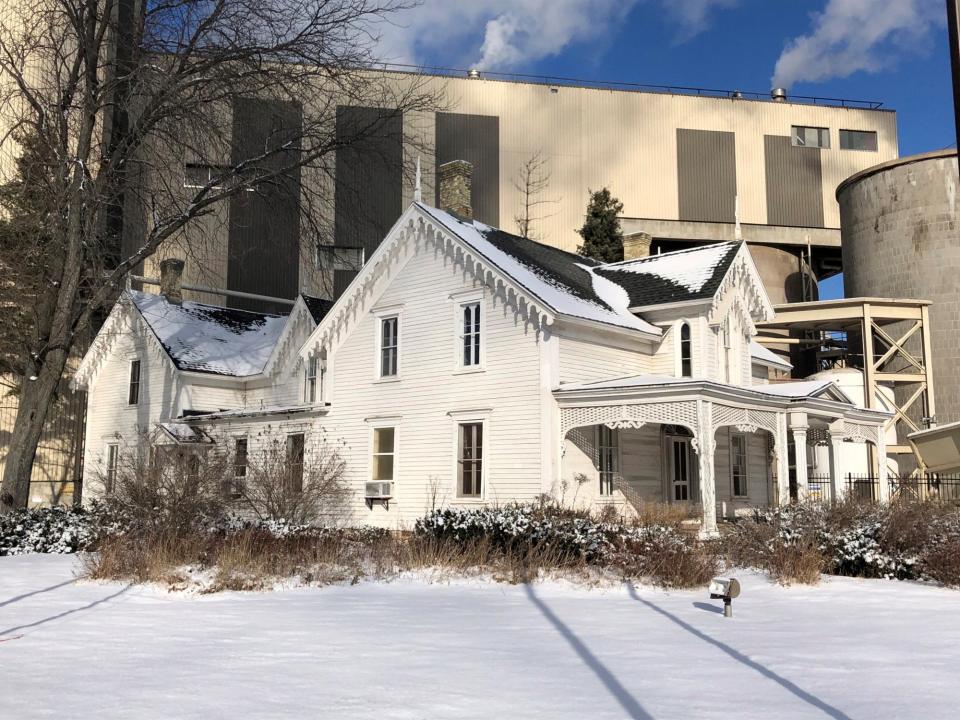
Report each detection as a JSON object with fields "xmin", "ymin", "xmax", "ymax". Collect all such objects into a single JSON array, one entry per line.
[{"xmin": 553, "ymin": 375, "xmax": 889, "ymax": 423}]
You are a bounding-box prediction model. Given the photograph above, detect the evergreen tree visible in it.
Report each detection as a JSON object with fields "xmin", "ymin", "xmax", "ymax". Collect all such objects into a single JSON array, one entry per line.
[{"xmin": 576, "ymin": 188, "xmax": 624, "ymax": 263}]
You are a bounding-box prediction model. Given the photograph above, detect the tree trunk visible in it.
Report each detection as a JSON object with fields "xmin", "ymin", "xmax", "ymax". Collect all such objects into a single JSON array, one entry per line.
[{"xmin": 0, "ymin": 351, "xmax": 68, "ymax": 512}]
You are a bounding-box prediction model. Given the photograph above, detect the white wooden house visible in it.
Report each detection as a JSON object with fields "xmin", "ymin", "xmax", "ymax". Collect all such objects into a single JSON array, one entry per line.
[{"xmin": 75, "ymin": 202, "xmax": 890, "ymax": 535}]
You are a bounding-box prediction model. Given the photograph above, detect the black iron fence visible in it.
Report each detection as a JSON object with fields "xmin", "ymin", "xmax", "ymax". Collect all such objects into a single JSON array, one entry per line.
[
  {"xmin": 843, "ymin": 473, "xmax": 960, "ymax": 503},
  {"xmin": 807, "ymin": 475, "xmax": 833, "ymax": 503}
]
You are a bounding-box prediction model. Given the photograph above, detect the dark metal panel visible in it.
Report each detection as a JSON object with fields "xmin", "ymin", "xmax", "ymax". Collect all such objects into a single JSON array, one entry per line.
[
  {"xmin": 228, "ymin": 97, "xmax": 302, "ymax": 312},
  {"xmin": 764, "ymin": 135, "xmax": 825, "ymax": 228},
  {"xmin": 676, "ymin": 129, "xmax": 737, "ymax": 223},
  {"xmin": 334, "ymin": 106, "xmax": 404, "ymax": 260},
  {"xmin": 435, "ymin": 112, "xmax": 500, "ymax": 225}
]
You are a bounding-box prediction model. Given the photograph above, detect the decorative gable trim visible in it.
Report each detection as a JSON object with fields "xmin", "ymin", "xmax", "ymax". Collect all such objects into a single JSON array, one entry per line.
[
  {"xmin": 72, "ymin": 293, "xmax": 176, "ymax": 391},
  {"xmin": 707, "ymin": 245, "xmax": 774, "ymax": 330},
  {"xmin": 262, "ymin": 297, "xmax": 315, "ymax": 378},
  {"xmin": 302, "ymin": 205, "xmax": 561, "ymax": 360}
]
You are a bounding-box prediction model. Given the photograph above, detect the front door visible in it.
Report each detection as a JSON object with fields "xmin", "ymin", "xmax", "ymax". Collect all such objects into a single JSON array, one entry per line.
[{"xmin": 668, "ymin": 436, "xmax": 693, "ymax": 502}]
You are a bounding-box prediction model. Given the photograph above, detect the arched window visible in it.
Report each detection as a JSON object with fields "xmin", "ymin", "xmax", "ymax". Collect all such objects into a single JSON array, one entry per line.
[{"xmin": 680, "ymin": 322, "xmax": 692, "ymax": 377}]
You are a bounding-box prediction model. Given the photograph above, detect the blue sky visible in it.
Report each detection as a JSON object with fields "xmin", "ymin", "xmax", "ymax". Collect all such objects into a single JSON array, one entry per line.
[{"xmin": 379, "ymin": 0, "xmax": 956, "ymax": 298}]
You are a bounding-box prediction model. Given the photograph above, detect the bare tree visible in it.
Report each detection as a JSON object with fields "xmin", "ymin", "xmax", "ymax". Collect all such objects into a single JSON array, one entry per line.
[
  {"xmin": 239, "ymin": 437, "xmax": 351, "ymax": 525},
  {"xmin": 0, "ymin": 0, "xmax": 440, "ymax": 511},
  {"xmin": 512, "ymin": 151, "xmax": 555, "ymax": 240}
]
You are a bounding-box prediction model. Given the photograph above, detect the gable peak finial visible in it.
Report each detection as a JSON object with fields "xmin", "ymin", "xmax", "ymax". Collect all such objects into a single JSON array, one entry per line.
[
  {"xmin": 734, "ymin": 195, "xmax": 743, "ymax": 241},
  {"xmin": 414, "ymin": 156, "xmax": 422, "ymax": 203}
]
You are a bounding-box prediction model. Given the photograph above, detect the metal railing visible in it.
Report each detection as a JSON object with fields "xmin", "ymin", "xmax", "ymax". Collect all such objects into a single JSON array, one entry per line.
[
  {"xmin": 375, "ymin": 63, "xmax": 887, "ymax": 110},
  {"xmin": 845, "ymin": 474, "xmax": 881, "ymax": 502},
  {"xmin": 806, "ymin": 475, "xmax": 833, "ymax": 504},
  {"xmin": 842, "ymin": 474, "xmax": 960, "ymax": 503}
]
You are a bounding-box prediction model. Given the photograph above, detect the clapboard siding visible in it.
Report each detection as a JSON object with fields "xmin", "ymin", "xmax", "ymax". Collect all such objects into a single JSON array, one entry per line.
[
  {"xmin": 319, "ymin": 238, "xmax": 547, "ymax": 527},
  {"xmin": 558, "ymin": 335, "xmax": 651, "ymax": 384}
]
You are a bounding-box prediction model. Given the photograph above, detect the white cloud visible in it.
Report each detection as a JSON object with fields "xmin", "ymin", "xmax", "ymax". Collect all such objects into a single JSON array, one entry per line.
[
  {"xmin": 375, "ymin": 0, "xmax": 735, "ymax": 72},
  {"xmin": 772, "ymin": 0, "xmax": 944, "ymax": 89}
]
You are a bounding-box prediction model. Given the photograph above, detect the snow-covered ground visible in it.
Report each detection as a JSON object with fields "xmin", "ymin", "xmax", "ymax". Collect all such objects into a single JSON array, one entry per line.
[{"xmin": 2, "ymin": 555, "xmax": 959, "ymax": 719}]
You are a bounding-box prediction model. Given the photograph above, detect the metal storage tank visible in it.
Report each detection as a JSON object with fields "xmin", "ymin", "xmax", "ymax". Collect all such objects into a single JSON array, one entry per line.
[{"xmin": 837, "ymin": 149, "xmax": 960, "ymax": 426}]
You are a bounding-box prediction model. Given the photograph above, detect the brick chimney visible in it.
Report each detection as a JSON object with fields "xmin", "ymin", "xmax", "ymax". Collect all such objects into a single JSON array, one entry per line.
[
  {"xmin": 623, "ymin": 232, "xmax": 653, "ymax": 260},
  {"xmin": 159, "ymin": 258, "xmax": 185, "ymax": 305},
  {"xmin": 438, "ymin": 160, "xmax": 473, "ymax": 219}
]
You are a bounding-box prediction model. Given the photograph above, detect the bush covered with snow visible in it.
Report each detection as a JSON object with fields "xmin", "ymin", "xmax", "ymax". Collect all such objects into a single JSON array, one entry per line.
[
  {"xmin": 727, "ymin": 500, "xmax": 960, "ymax": 584},
  {"xmin": 1, "ymin": 506, "xmax": 97, "ymax": 556},
  {"xmin": 414, "ymin": 504, "xmax": 718, "ymax": 586}
]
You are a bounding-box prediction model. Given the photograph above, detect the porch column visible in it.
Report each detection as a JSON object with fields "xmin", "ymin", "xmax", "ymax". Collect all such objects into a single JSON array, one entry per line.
[
  {"xmin": 790, "ymin": 412, "xmax": 809, "ymax": 502},
  {"xmin": 876, "ymin": 426, "xmax": 890, "ymax": 502},
  {"xmin": 697, "ymin": 400, "xmax": 718, "ymax": 538},
  {"xmin": 775, "ymin": 413, "xmax": 790, "ymax": 507},
  {"xmin": 828, "ymin": 431, "xmax": 846, "ymax": 502}
]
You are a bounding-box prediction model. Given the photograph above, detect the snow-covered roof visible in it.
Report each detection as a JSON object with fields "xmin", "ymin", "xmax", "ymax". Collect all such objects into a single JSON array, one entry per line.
[
  {"xmin": 180, "ymin": 403, "xmax": 325, "ymax": 422},
  {"xmin": 417, "ymin": 204, "xmax": 750, "ymax": 335},
  {"xmin": 130, "ymin": 291, "xmax": 288, "ymax": 377},
  {"xmin": 750, "ymin": 341, "xmax": 793, "ymax": 371},
  {"xmin": 157, "ymin": 422, "xmax": 214, "ymax": 444},
  {"xmin": 417, "ymin": 204, "xmax": 660, "ymax": 335},
  {"xmin": 595, "ymin": 242, "xmax": 741, "ymax": 308}
]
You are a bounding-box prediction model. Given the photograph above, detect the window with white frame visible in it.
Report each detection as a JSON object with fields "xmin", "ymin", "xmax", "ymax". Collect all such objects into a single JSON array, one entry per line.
[
  {"xmin": 287, "ymin": 433, "xmax": 305, "ymax": 493},
  {"xmin": 457, "ymin": 422, "xmax": 483, "ymax": 498},
  {"xmin": 127, "ymin": 359, "xmax": 141, "ymax": 405},
  {"xmin": 304, "ymin": 355, "xmax": 318, "ymax": 403},
  {"xmin": 226, "ymin": 437, "xmax": 248, "ymax": 499},
  {"xmin": 105, "ymin": 443, "xmax": 119, "ymax": 494},
  {"xmin": 680, "ymin": 323, "xmax": 692, "ymax": 377},
  {"xmin": 730, "ymin": 433, "xmax": 748, "ymax": 497},
  {"xmin": 459, "ymin": 301, "xmax": 482, "ymax": 367},
  {"xmin": 379, "ymin": 316, "xmax": 399, "ymax": 378},
  {"xmin": 791, "ymin": 125, "xmax": 830, "ymax": 149},
  {"xmin": 597, "ymin": 426, "xmax": 619, "ymax": 496},
  {"xmin": 371, "ymin": 427, "xmax": 395, "ymax": 486}
]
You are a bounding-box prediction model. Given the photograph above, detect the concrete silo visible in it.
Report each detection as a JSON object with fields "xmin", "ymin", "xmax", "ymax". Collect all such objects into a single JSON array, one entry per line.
[{"xmin": 837, "ymin": 149, "xmax": 960, "ymax": 425}]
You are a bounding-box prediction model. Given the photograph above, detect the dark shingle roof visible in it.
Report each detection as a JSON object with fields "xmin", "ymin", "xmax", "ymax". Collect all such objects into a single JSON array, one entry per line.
[
  {"xmin": 301, "ymin": 294, "xmax": 334, "ymax": 323},
  {"xmin": 595, "ymin": 242, "xmax": 741, "ymax": 308}
]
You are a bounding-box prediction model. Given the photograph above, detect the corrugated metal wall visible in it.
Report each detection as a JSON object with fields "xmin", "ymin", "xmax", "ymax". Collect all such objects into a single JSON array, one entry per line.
[
  {"xmin": 764, "ymin": 135, "xmax": 825, "ymax": 228},
  {"xmin": 677, "ymin": 128, "xmax": 736, "ymax": 223},
  {"xmin": 334, "ymin": 105, "xmax": 404, "ymax": 260},
  {"xmin": 228, "ymin": 97, "xmax": 302, "ymax": 311},
  {"xmin": 434, "ymin": 112, "xmax": 500, "ymax": 225}
]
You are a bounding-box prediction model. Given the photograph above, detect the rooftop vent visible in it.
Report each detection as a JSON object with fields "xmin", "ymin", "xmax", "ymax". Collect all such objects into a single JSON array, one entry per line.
[
  {"xmin": 467, "ymin": 68, "xmax": 481, "ymax": 79},
  {"xmin": 730, "ymin": 90, "xmax": 743, "ymax": 99},
  {"xmin": 771, "ymin": 87, "xmax": 788, "ymax": 102}
]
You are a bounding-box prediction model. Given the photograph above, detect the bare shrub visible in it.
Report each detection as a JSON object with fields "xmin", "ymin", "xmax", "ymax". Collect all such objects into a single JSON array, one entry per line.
[
  {"xmin": 98, "ymin": 440, "xmax": 228, "ymax": 535},
  {"xmin": 83, "ymin": 532, "xmax": 209, "ymax": 584},
  {"xmin": 630, "ymin": 501, "xmax": 697, "ymax": 529},
  {"xmin": 617, "ymin": 532, "xmax": 720, "ymax": 589},
  {"xmin": 921, "ymin": 537, "xmax": 960, "ymax": 588},
  {"xmin": 239, "ymin": 437, "xmax": 351, "ymax": 525}
]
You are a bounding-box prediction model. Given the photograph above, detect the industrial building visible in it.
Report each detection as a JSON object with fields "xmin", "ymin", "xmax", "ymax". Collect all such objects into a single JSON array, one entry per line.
[{"xmin": 131, "ymin": 69, "xmax": 899, "ymax": 312}]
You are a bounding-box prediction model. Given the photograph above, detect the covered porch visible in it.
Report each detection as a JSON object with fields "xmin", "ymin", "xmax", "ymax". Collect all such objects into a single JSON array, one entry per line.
[{"xmin": 554, "ymin": 377, "xmax": 890, "ymax": 536}]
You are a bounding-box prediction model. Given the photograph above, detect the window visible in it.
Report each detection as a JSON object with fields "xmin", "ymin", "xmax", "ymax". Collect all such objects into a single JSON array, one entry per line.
[
  {"xmin": 791, "ymin": 125, "xmax": 830, "ymax": 149},
  {"xmin": 286, "ymin": 433, "xmax": 305, "ymax": 493},
  {"xmin": 105, "ymin": 443, "xmax": 119, "ymax": 494},
  {"xmin": 839, "ymin": 129, "xmax": 878, "ymax": 152},
  {"xmin": 225, "ymin": 437, "xmax": 248, "ymax": 499},
  {"xmin": 380, "ymin": 316, "xmax": 399, "ymax": 377},
  {"xmin": 304, "ymin": 356, "xmax": 318, "ymax": 403},
  {"xmin": 731, "ymin": 433, "xmax": 748, "ymax": 497},
  {"xmin": 127, "ymin": 359, "xmax": 141, "ymax": 405},
  {"xmin": 371, "ymin": 427, "xmax": 395, "ymax": 485},
  {"xmin": 458, "ymin": 422, "xmax": 483, "ymax": 498},
  {"xmin": 680, "ymin": 323, "xmax": 692, "ymax": 378},
  {"xmin": 459, "ymin": 301, "xmax": 481, "ymax": 367},
  {"xmin": 597, "ymin": 426, "xmax": 619, "ymax": 496}
]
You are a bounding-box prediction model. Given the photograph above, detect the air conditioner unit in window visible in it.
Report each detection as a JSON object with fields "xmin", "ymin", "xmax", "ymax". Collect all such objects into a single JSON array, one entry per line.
[{"xmin": 365, "ymin": 481, "xmax": 393, "ymax": 500}]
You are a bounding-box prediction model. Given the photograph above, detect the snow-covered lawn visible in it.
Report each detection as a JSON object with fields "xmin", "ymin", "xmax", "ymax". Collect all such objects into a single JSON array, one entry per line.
[{"xmin": 2, "ymin": 555, "xmax": 959, "ymax": 719}]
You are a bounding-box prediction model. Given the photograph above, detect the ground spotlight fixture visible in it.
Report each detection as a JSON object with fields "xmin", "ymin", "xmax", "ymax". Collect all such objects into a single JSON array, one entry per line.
[{"xmin": 709, "ymin": 577, "xmax": 741, "ymax": 618}]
